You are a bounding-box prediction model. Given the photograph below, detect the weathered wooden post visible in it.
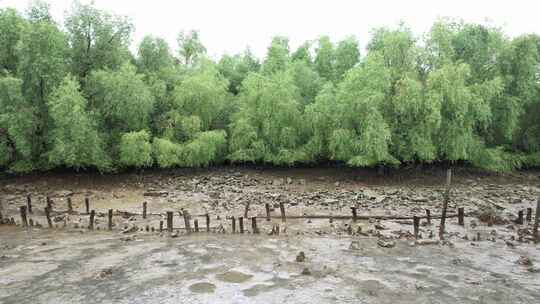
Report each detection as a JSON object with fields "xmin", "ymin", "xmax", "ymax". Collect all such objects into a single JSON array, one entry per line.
[
  {"xmin": 533, "ymin": 199, "xmax": 540, "ymax": 243},
  {"xmin": 425, "ymin": 209, "xmax": 431, "ymax": 225},
  {"xmin": 67, "ymin": 197, "xmax": 73, "ymax": 214},
  {"xmin": 439, "ymin": 168, "xmax": 452, "ymax": 240},
  {"xmin": 108, "ymin": 209, "xmax": 113, "ymax": 231},
  {"xmin": 205, "ymin": 213, "xmax": 210, "ymax": 232},
  {"xmin": 20, "ymin": 206, "xmax": 28, "ymax": 227},
  {"xmin": 458, "ymin": 207, "xmax": 465, "ymax": 226},
  {"xmin": 413, "ymin": 216, "xmax": 420, "ymax": 239},
  {"xmin": 142, "ymin": 202, "xmax": 147, "ymax": 219},
  {"xmin": 45, "ymin": 207, "xmax": 53, "ymax": 228},
  {"xmin": 351, "ymin": 207, "xmax": 357, "ymax": 222},
  {"xmin": 85, "ymin": 197, "xmax": 90, "ymax": 214},
  {"xmin": 194, "ymin": 219, "xmax": 199, "ymax": 232},
  {"xmin": 265, "ymin": 203, "xmax": 271, "ymax": 221},
  {"xmin": 279, "ymin": 202, "xmax": 286, "ymax": 223},
  {"xmin": 46, "ymin": 196, "xmax": 52, "ymax": 211},
  {"xmin": 516, "ymin": 210, "xmax": 524, "ymax": 225},
  {"xmin": 159, "ymin": 220, "xmax": 164, "ymax": 232},
  {"xmin": 89, "ymin": 210, "xmax": 95, "ymax": 230},
  {"xmin": 167, "ymin": 211, "xmax": 173, "ymax": 233},
  {"xmin": 526, "ymin": 207, "xmax": 532, "ymax": 222},
  {"xmin": 251, "ymin": 217, "xmax": 258, "ymax": 234},
  {"xmin": 244, "ymin": 202, "xmax": 250, "ymax": 218},
  {"xmin": 239, "ymin": 217, "xmax": 244, "ymax": 233},
  {"xmin": 26, "ymin": 194, "xmax": 32, "ymax": 214},
  {"xmin": 231, "ymin": 216, "xmax": 236, "ymax": 233},
  {"xmin": 183, "ymin": 211, "xmax": 191, "ymax": 233}
]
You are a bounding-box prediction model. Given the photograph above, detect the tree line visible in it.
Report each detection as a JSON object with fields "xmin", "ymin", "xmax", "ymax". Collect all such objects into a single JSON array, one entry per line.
[{"xmin": 1, "ymin": 1, "xmax": 539, "ymax": 173}]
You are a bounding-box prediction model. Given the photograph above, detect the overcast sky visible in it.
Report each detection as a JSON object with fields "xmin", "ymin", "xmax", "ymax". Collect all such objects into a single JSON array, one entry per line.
[{"xmin": 1, "ymin": 0, "xmax": 540, "ymax": 59}]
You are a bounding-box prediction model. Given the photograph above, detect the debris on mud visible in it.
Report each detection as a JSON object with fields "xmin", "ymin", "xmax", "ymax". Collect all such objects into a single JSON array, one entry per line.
[{"xmin": 296, "ymin": 251, "xmax": 306, "ymax": 262}]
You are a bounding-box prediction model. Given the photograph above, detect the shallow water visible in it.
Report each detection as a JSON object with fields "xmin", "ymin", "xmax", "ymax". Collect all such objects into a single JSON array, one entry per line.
[{"xmin": 0, "ymin": 228, "xmax": 539, "ymax": 304}]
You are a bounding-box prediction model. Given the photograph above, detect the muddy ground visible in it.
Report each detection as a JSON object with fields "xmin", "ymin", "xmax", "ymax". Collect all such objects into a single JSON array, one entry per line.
[{"xmin": 0, "ymin": 166, "xmax": 539, "ymax": 303}]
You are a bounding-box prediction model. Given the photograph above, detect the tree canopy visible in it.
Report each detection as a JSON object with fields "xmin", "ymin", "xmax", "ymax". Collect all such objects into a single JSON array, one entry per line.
[{"xmin": 0, "ymin": 1, "xmax": 539, "ymax": 173}]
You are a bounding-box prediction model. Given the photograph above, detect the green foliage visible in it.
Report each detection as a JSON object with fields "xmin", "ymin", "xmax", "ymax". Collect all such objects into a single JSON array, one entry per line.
[
  {"xmin": 228, "ymin": 72, "xmax": 307, "ymax": 165},
  {"xmin": 119, "ymin": 130, "xmax": 153, "ymax": 168},
  {"xmin": 0, "ymin": 76, "xmax": 37, "ymax": 171},
  {"xmin": 218, "ymin": 50, "xmax": 260, "ymax": 94},
  {"xmin": 262, "ymin": 36, "xmax": 290, "ymax": 75},
  {"xmin": 47, "ymin": 76, "xmax": 110, "ymax": 171},
  {"xmin": 87, "ymin": 64, "xmax": 155, "ymax": 134},
  {"xmin": 137, "ymin": 36, "xmax": 174, "ymax": 75},
  {"xmin": 65, "ymin": 1, "xmax": 133, "ymax": 81},
  {"xmin": 1, "ymin": 2, "xmax": 539, "ymax": 173},
  {"xmin": 177, "ymin": 30, "xmax": 206, "ymax": 67},
  {"xmin": 0, "ymin": 8, "xmax": 26, "ymax": 74},
  {"xmin": 152, "ymin": 137, "xmax": 180, "ymax": 168}
]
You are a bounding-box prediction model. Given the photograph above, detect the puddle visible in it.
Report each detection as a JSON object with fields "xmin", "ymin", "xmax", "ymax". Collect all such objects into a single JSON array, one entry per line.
[
  {"xmin": 189, "ymin": 282, "xmax": 216, "ymax": 293},
  {"xmin": 216, "ymin": 270, "xmax": 254, "ymax": 283}
]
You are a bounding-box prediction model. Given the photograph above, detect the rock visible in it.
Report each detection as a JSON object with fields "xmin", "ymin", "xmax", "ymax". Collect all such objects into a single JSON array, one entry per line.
[
  {"xmin": 171, "ymin": 231, "xmax": 179, "ymax": 238},
  {"xmin": 286, "ymin": 177, "xmax": 293, "ymax": 185},
  {"xmin": 414, "ymin": 239, "xmax": 440, "ymax": 246},
  {"xmin": 505, "ymin": 241, "xmax": 515, "ymax": 248},
  {"xmin": 301, "ymin": 267, "xmax": 311, "ymax": 275},
  {"xmin": 374, "ymin": 223, "xmax": 386, "ymax": 230},
  {"xmin": 334, "ymin": 182, "xmax": 340, "ymax": 187},
  {"xmin": 298, "ymin": 179, "xmax": 306, "ymax": 185},
  {"xmin": 122, "ymin": 225, "xmax": 138, "ymax": 234},
  {"xmin": 377, "ymin": 239, "xmax": 395, "ymax": 248},
  {"xmin": 516, "ymin": 256, "xmax": 533, "ymax": 266},
  {"xmin": 411, "ymin": 196, "xmax": 428, "ymax": 203},
  {"xmin": 296, "ymin": 251, "xmax": 306, "ymax": 262},
  {"xmin": 96, "ymin": 268, "xmax": 113, "ymax": 279}
]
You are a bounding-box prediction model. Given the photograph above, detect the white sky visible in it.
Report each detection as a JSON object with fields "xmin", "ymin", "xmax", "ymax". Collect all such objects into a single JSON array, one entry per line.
[{"xmin": 1, "ymin": 0, "xmax": 540, "ymax": 59}]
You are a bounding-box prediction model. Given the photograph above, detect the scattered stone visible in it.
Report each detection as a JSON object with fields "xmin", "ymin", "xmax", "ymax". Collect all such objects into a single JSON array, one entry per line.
[
  {"xmin": 96, "ymin": 268, "xmax": 113, "ymax": 279},
  {"xmin": 516, "ymin": 256, "xmax": 533, "ymax": 266},
  {"xmin": 377, "ymin": 239, "xmax": 395, "ymax": 248},
  {"xmin": 301, "ymin": 267, "xmax": 311, "ymax": 275},
  {"xmin": 414, "ymin": 239, "xmax": 440, "ymax": 246},
  {"xmin": 411, "ymin": 196, "xmax": 428, "ymax": 202},
  {"xmin": 122, "ymin": 225, "xmax": 138, "ymax": 234}
]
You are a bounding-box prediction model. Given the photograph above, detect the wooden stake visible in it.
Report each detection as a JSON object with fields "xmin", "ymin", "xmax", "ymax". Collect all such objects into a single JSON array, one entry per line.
[
  {"xmin": 194, "ymin": 219, "xmax": 199, "ymax": 232},
  {"xmin": 46, "ymin": 196, "xmax": 52, "ymax": 211},
  {"xmin": 142, "ymin": 202, "xmax": 147, "ymax": 219},
  {"xmin": 439, "ymin": 168, "xmax": 452, "ymax": 240},
  {"xmin": 533, "ymin": 199, "xmax": 539, "ymax": 243},
  {"xmin": 67, "ymin": 197, "xmax": 73, "ymax": 214},
  {"xmin": 166, "ymin": 211, "xmax": 173, "ymax": 233},
  {"xmin": 526, "ymin": 207, "xmax": 532, "ymax": 222},
  {"xmin": 183, "ymin": 211, "xmax": 191, "ymax": 233},
  {"xmin": 89, "ymin": 210, "xmax": 95, "ymax": 230},
  {"xmin": 26, "ymin": 194, "xmax": 32, "ymax": 214},
  {"xmin": 159, "ymin": 220, "xmax": 164, "ymax": 232},
  {"xmin": 45, "ymin": 207, "xmax": 53, "ymax": 228},
  {"xmin": 251, "ymin": 217, "xmax": 259, "ymax": 234},
  {"xmin": 351, "ymin": 207, "xmax": 357, "ymax": 222},
  {"xmin": 279, "ymin": 202, "xmax": 286, "ymax": 223},
  {"xmin": 458, "ymin": 207, "xmax": 465, "ymax": 226},
  {"xmin": 108, "ymin": 209, "xmax": 113, "ymax": 231},
  {"xmin": 413, "ymin": 216, "xmax": 420, "ymax": 239},
  {"xmin": 239, "ymin": 217, "xmax": 244, "ymax": 233},
  {"xmin": 425, "ymin": 209, "xmax": 431, "ymax": 225},
  {"xmin": 85, "ymin": 197, "xmax": 90, "ymax": 214},
  {"xmin": 516, "ymin": 210, "xmax": 524, "ymax": 225},
  {"xmin": 205, "ymin": 213, "xmax": 210, "ymax": 232},
  {"xmin": 265, "ymin": 203, "xmax": 271, "ymax": 221},
  {"xmin": 20, "ymin": 206, "xmax": 28, "ymax": 227},
  {"xmin": 244, "ymin": 202, "xmax": 250, "ymax": 218},
  {"xmin": 29, "ymin": 218, "xmax": 34, "ymax": 227},
  {"xmin": 231, "ymin": 216, "xmax": 236, "ymax": 233}
]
